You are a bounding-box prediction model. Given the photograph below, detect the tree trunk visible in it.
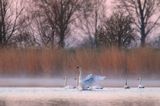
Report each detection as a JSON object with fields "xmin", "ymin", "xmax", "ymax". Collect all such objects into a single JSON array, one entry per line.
[
  {"xmin": 140, "ymin": 26, "xmax": 146, "ymax": 47},
  {"xmin": 141, "ymin": 36, "xmax": 146, "ymax": 47},
  {"xmin": 51, "ymin": 31, "xmax": 55, "ymax": 48},
  {"xmin": 0, "ymin": 36, "xmax": 2, "ymax": 46},
  {"xmin": 59, "ymin": 34, "xmax": 65, "ymax": 48}
]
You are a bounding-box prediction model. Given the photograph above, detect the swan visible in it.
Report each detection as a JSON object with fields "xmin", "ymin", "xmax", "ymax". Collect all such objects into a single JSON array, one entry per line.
[
  {"xmin": 64, "ymin": 76, "xmax": 67, "ymax": 87},
  {"xmin": 138, "ymin": 77, "xmax": 144, "ymax": 88},
  {"xmin": 64, "ymin": 76, "xmax": 76, "ymax": 89},
  {"xmin": 76, "ymin": 66, "xmax": 106, "ymax": 90},
  {"xmin": 77, "ymin": 66, "xmax": 83, "ymax": 90},
  {"xmin": 124, "ymin": 79, "xmax": 130, "ymax": 89}
]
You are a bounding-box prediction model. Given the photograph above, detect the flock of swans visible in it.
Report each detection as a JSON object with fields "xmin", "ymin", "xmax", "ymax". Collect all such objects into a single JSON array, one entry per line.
[{"xmin": 64, "ymin": 66, "xmax": 144, "ymax": 90}]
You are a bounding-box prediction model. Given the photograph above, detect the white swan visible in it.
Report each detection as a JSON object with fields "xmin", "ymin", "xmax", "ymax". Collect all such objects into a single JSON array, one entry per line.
[
  {"xmin": 124, "ymin": 79, "xmax": 130, "ymax": 89},
  {"xmin": 77, "ymin": 66, "xmax": 83, "ymax": 90},
  {"xmin": 138, "ymin": 77, "xmax": 144, "ymax": 88},
  {"xmin": 64, "ymin": 76, "xmax": 76, "ymax": 89},
  {"xmin": 77, "ymin": 66, "xmax": 106, "ymax": 90}
]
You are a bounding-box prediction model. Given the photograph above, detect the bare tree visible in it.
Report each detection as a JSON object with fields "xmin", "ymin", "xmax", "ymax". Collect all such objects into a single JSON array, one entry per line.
[
  {"xmin": 31, "ymin": 0, "xmax": 56, "ymax": 48},
  {"xmin": 117, "ymin": 0, "xmax": 160, "ymax": 47},
  {"xmin": 0, "ymin": 0, "xmax": 24, "ymax": 47},
  {"xmin": 33, "ymin": 0, "xmax": 85, "ymax": 48},
  {"xmin": 96, "ymin": 11, "xmax": 135, "ymax": 48},
  {"xmin": 14, "ymin": 15, "xmax": 39, "ymax": 48},
  {"xmin": 75, "ymin": 0, "xmax": 107, "ymax": 48}
]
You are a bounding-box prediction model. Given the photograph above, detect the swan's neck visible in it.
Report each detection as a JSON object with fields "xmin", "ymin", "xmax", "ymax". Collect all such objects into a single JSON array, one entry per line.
[
  {"xmin": 79, "ymin": 69, "xmax": 82, "ymax": 82},
  {"xmin": 139, "ymin": 77, "xmax": 142, "ymax": 85},
  {"xmin": 64, "ymin": 76, "xmax": 67, "ymax": 87},
  {"xmin": 78, "ymin": 68, "xmax": 82, "ymax": 88},
  {"xmin": 125, "ymin": 79, "xmax": 128, "ymax": 85}
]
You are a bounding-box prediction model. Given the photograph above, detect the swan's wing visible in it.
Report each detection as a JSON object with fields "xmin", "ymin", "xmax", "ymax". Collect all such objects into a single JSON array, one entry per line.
[
  {"xmin": 83, "ymin": 74, "xmax": 93, "ymax": 81},
  {"xmin": 82, "ymin": 74, "xmax": 106, "ymax": 90},
  {"xmin": 83, "ymin": 74, "xmax": 106, "ymax": 84},
  {"xmin": 82, "ymin": 74, "xmax": 95, "ymax": 85},
  {"xmin": 93, "ymin": 75, "xmax": 106, "ymax": 82}
]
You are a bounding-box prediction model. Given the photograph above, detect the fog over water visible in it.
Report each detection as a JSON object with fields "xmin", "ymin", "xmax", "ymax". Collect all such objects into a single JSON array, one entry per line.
[{"xmin": 0, "ymin": 77, "xmax": 159, "ymax": 87}]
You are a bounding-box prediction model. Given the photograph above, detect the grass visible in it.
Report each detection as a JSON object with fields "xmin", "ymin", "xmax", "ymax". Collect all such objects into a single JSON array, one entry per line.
[{"xmin": 0, "ymin": 47, "xmax": 159, "ymax": 77}]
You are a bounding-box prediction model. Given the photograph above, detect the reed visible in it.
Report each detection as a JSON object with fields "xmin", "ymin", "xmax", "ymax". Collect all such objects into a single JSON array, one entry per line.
[{"xmin": 0, "ymin": 48, "xmax": 159, "ymax": 77}]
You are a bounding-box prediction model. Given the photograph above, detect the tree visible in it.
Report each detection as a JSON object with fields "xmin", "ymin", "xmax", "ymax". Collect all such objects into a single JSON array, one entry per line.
[
  {"xmin": 31, "ymin": 11, "xmax": 54, "ymax": 48},
  {"xmin": 75, "ymin": 0, "xmax": 107, "ymax": 48},
  {"xmin": 96, "ymin": 11, "xmax": 135, "ymax": 48},
  {"xmin": 117, "ymin": 0, "xmax": 160, "ymax": 47},
  {"xmin": 33, "ymin": 0, "xmax": 85, "ymax": 48},
  {"xmin": 0, "ymin": 0, "xmax": 24, "ymax": 47}
]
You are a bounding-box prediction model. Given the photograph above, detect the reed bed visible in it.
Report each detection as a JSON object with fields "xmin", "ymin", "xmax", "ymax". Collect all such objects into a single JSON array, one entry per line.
[{"xmin": 0, "ymin": 48, "xmax": 159, "ymax": 77}]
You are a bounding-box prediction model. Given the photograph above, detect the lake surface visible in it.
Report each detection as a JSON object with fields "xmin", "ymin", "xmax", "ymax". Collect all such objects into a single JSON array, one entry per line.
[{"xmin": 0, "ymin": 88, "xmax": 160, "ymax": 106}]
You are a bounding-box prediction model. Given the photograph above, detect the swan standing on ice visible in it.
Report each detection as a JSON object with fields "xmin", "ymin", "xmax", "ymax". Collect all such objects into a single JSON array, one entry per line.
[
  {"xmin": 64, "ymin": 76, "xmax": 67, "ymax": 87},
  {"xmin": 124, "ymin": 78, "xmax": 130, "ymax": 89},
  {"xmin": 138, "ymin": 77, "xmax": 144, "ymax": 88},
  {"xmin": 76, "ymin": 66, "xmax": 83, "ymax": 90},
  {"xmin": 124, "ymin": 81, "xmax": 130, "ymax": 89},
  {"xmin": 64, "ymin": 76, "xmax": 76, "ymax": 89},
  {"xmin": 64, "ymin": 66, "xmax": 83, "ymax": 89}
]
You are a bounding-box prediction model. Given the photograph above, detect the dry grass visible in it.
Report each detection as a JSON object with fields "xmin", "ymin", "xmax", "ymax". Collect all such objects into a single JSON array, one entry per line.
[{"xmin": 0, "ymin": 47, "xmax": 159, "ymax": 77}]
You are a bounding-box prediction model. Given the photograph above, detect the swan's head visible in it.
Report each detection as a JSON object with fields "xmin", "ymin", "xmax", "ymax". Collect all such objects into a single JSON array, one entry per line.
[
  {"xmin": 76, "ymin": 66, "xmax": 81, "ymax": 72},
  {"xmin": 76, "ymin": 66, "xmax": 80, "ymax": 69}
]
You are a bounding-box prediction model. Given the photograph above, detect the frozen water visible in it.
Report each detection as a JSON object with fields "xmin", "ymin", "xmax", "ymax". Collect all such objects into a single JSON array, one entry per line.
[
  {"xmin": 0, "ymin": 77, "xmax": 159, "ymax": 106},
  {"xmin": 0, "ymin": 87, "xmax": 160, "ymax": 106}
]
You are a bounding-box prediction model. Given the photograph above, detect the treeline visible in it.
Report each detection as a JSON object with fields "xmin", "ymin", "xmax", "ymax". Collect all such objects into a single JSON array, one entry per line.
[{"xmin": 0, "ymin": 0, "xmax": 160, "ymax": 49}]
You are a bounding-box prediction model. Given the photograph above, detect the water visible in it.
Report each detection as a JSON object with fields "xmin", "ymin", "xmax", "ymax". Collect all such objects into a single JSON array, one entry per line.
[{"xmin": 0, "ymin": 88, "xmax": 160, "ymax": 106}]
